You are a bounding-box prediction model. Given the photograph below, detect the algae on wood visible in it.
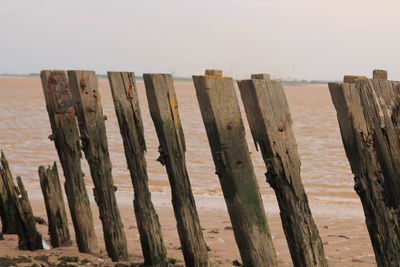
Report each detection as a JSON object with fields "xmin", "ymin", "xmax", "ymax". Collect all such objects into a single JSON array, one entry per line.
[
  {"xmin": 238, "ymin": 74, "xmax": 327, "ymax": 267},
  {"xmin": 143, "ymin": 73, "xmax": 209, "ymax": 267},
  {"xmin": 193, "ymin": 70, "xmax": 277, "ymax": 267}
]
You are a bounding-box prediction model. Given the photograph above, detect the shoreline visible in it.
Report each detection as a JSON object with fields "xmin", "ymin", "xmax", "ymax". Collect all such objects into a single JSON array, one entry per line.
[{"xmin": 0, "ymin": 192, "xmax": 375, "ymax": 266}]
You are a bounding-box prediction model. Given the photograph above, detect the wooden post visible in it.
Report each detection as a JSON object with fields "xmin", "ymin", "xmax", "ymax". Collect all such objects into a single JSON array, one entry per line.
[
  {"xmin": 343, "ymin": 75, "xmax": 368, "ymax": 83},
  {"xmin": 373, "ymin": 69, "xmax": 388, "ymax": 80},
  {"xmin": 143, "ymin": 73, "xmax": 210, "ymax": 267},
  {"xmin": 108, "ymin": 72, "xmax": 167, "ymax": 266},
  {"xmin": 68, "ymin": 70, "xmax": 128, "ymax": 262},
  {"xmin": 329, "ymin": 73, "xmax": 400, "ymax": 266},
  {"xmin": 39, "ymin": 162, "xmax": 72, "ymax": 248},
  {"xmin": 192, "ymin": 70, "xmax": 277, "ymax": 267},
  {"xmin": 0, "ymin": 152, "xmax": 43, "ymax": 250},
  {"xmin": 40, "ymin": 70, "xmax": 98, "ymax": 253},
  {"xmin": 0, "ymin": 153, "xmax": 18, "ymax": 234},
  {"xmin": 15, "ymin": 176, "xmax": 44, "ymax": 250},
  {"xmin": 237, "ymin": 74, "xmax": 327, "ymax": 267}
]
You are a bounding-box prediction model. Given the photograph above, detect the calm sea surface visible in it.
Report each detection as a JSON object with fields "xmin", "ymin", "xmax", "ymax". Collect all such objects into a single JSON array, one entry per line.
[{"xmin": 0, "ymin": 77, "xmax": 356, "ymax": 205}]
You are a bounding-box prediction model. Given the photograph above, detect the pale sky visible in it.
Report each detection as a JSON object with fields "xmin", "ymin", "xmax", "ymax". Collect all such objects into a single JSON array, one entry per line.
[{"xmin": 1, "ymin": 0, "xmax": 400, "ymax": 81}]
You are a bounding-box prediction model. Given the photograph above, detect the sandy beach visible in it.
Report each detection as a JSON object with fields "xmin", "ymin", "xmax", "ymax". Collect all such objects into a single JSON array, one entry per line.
[{"xmin": 0, "ymin": 76, "xmax": 375, "ymax": 266}]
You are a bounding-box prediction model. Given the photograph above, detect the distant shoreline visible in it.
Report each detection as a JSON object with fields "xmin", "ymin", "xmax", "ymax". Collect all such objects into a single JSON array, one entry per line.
[{"xmin": 0, "ymin": 74, "xmax": 330, "ymax": 85}]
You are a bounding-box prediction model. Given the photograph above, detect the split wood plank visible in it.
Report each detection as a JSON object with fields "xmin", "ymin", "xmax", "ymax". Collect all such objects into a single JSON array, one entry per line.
[
  {"xmin": 0, "ymin": 152, "xmax": 42, "ymax": 250},
  {"xmin": 143, "ymin": 73, "xmax": 210, "ymax": 267},
  {"xmin": 68, "ymin": 70, "xmax": 128, "ymax": 262},
  {"xmin": 0, "ymin": 151, "xmax": 18, "ymax": 234},
  {"xmin": 39, "ymin": 162, "xmax": 72, "ymax": 248},
  {"xmin": 40, "ymin": 70, "xmax": 98, "ymax": 253},
  {"xmin": 192, "ymin": 70, "xmax": 277, "ymax": 267},
  {"xmin": 108, "ymin": 71, "xmax": 167, "ymax": 266}
]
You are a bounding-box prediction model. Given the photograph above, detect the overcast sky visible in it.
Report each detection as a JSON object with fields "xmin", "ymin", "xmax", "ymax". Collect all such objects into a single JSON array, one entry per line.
[{"xmin": 1, "ymin": 0, "xmax": 399, "ymax": 80}]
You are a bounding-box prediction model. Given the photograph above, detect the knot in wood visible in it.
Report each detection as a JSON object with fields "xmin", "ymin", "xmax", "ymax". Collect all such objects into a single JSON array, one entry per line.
[
  {"xmin": 49, "ymin": 76, "xmax": 58, "ymax": 84},
  {"xmin": 265, "ymin": 160, "xmax": 278, "ymax": 189},
  {"xmin": 48, "ymin": 134, "xmax": 55, "ymax": 141},
  {"xmin": 353, "ymin": 175, "xmax": 365, "ymax": 195},
  {"xmin": 103, "ymin": 115, "xmax": 107, "ymax": 121},
  {"xmin": 375, "ymin": 173, "xmax": 385, "ymax": 190},
  {"xmin": 79, "ymin": 133, "xmax": 89, "ymax": 150},
  {"xmin": 227, "ymin": 123, "xmax": 233, "ymax": 130},
  {"xmin": 79, "ymin": 79, "xmax": 87, "ymax": 91},
  {"xmin": 86, "ymin": 106, "xmax": 96, "ymax": 112},
  {"xmin": 215, "ymin": 151, "xmax": 226, "ymax": 166},
  {"xmin": 156, "ymin": 146, "xmax": 168, "ymax": 166},
  {"xmin": 278, "ymin": 126, "xmax": 285, "ymax": 132},
  {"xmin": 127, "ymin": 81, "xmax": 134, "ymax": 100},
  {"xmin": 364, "ymin": 133, "xmax": 374, "ymax": 146},
  {"xmin": 92, "ymin": 188, "xmax": 99, "ymax": 205}
]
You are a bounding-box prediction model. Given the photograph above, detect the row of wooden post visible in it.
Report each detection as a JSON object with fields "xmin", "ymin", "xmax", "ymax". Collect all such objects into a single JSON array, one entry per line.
[
  {"xmin": 1, "ymin": 67, "xmax": 399, "ymax": 266},
  {"xmin": 17, "ymin": 69, "xmax": 325, "ymax": 266},
  {"xmin": 0, "ymin": 69, "xmax": 329, "ymax": 266}
]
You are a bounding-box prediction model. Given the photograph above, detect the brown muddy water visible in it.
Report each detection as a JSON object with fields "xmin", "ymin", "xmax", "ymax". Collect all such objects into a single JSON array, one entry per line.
[{"xmin": 0, "ymin": 76, "xmax": 356, "ymax": 206}]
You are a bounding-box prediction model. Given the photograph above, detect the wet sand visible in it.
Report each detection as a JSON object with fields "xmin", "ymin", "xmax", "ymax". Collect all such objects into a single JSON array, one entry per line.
[{"xmin": 0, "ymin": 76, "xmax": 375, "ymax": 265}]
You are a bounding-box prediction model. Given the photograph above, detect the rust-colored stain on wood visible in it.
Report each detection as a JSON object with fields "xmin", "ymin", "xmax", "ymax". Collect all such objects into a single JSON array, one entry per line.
[{"xmin": 48, "ymin": 73, "xmax": 74, "ymax": 115}]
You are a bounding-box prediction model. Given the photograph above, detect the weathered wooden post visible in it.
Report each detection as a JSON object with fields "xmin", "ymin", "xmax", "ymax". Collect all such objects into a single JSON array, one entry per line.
[
  {"xmin": 108, "ymin": 71, "xmax": 168, "ymax": 266},
  {"xmin": 0, "ymin": 151, "xmax": 43, "ymax": 250},
  {"xmin": 329, "ymin": 70, "xmax": 400, "ymax": 266},
  {"xmin": 143, "ymin": 73, "xmax": 210, "ymax": 267},
  {"xmin": 0, "ymin": 154, "xmax": 18, "ymax": 234},
  {"xmin": 237, "ymin": 74, "xmax": 327, "ymax": 267},
  {"xmin": 40, "ymin": 70, "xmax": 98, "ymax": 253},
  {"xmin": 39, "ymin": 162, "xmax": 72, "ymax": 248},
  {"xmin": 192, "ymin": 70, "xmax": 277, "ymax": 267},
  {"xmin": 373, "ymin": 69, "xmax": 388, "ymax": 80},
  {"xmin": 68, "ymin": 70, "xmax": 128, "ymax": 262}
]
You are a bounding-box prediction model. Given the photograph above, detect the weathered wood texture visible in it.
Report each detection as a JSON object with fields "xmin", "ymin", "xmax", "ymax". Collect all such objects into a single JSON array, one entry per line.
[
  {"xmin": 329, "ymin": 73, "xmax": 400, "ymax": 266},
  {"xmin": 0, "ymin": 151, "xmax": 18, "ymax": 234},
  {"xmin": 68, "ymin": 70, "xmax": 128, "ymax": 262},
  {"xmin": 39, "ymin": 162, "xmax": 72, "ymax": 248},
  {"xmin": 143, "ymin": 73, "xmax": 209, "ymax": 267},
  {"xmin": 343, "ymin": 75, "xmax": 367, "ymax": 83},
  {"xmin": 40, "ymin": 70, "xmax": 98, "ymax": 253},
  {"xmin": 373, "ymin": 69, "xmax": 388, "ymax": 80},
  {"xmin": 15, "ymin": 176, "xmax": 43, "ymax": 250},
  {"xmin": 192, "ymin": 70, "xmax": 277, "ymax": 267},
  {"xmin": 0, "ymin": 152, "xmax": 42, "ymax": 250},
  {"xmin": 108, "ymin": 72, "xmax": 167, "ymax": 266},
  {"xmin": 237, "ymin": 75, "xmax": 327, "ymax": 267}
]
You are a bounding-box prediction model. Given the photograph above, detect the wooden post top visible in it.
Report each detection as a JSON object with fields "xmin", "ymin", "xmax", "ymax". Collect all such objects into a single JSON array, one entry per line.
[
  {"xmin": 251, "ymin": 74, "xmax": 271, "ymax": 80},
  {"xmin": 205, "ymin": 69, "xmax": 223, "ymax": 77},
  {"xmin": 343, "ymin": 75, "xmax": 368, "ymax": 83},
  {"xmin": 373, "ymin": 69, "xmax": 388, "ymax": 80}
]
